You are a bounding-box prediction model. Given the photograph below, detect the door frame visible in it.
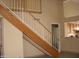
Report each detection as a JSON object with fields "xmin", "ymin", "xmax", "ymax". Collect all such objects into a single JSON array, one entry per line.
[{"xmin": 51, "ymin": 23, "xmax": 61, "ymax": 52}]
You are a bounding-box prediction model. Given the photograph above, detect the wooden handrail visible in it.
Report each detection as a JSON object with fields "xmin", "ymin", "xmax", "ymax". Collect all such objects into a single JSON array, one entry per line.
[
  {"xmin": 0, "ymin": 3, "xmax": 60, "ymax": 57},
  {"xmin": 11, "ymin": 9, "xmax": 52, "ymax": 34}
]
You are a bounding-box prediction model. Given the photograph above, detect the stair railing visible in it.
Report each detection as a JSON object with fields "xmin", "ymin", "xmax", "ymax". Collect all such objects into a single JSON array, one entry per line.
[{"xmin": 0, "ymin": 0, "xmax": 60, "ymax": 52}]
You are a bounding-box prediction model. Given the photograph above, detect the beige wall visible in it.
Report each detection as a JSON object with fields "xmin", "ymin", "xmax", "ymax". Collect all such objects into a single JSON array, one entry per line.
[
  {"xmin": 23, "ymin": 0, "xmax": 64, "ymax": 57},
  {"xmin": 62, "ymin": 37, "xmax": 79, "ymax": 53},
  {"xmin": 39, "ymin": 0, "xmax": 63, "ymax": 32},
  {"xmin": 62, "ymin": 1, "xmax": 79, "ymax": 53},
  {"xmin": 61, "ymin": 16, "xmax": 79, "ymax": 53},
  {"xmin": 31, "ymin": 0, "xmax": 64, "ymax": 45},
  {"xmin": 2, "ymin": 18, "xmax": 24, "ymax": 57}
]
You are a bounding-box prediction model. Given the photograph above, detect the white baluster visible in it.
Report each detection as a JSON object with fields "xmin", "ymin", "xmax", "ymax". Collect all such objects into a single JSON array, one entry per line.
[
  {"xmin": 24, "ymin": 0, "xmax": 26, "ymax": 24},
  {"xmin": 21, "ymin": 0, "xmax": 23, "ymax": 23},
  {"xmin": 22, "ymin": 0, "xmax": 24, "ymax": 23},
  {"xmin": 11, "ymin": 0, "xmax": 13, "ymax": 11},
  {"xmin": 15, "ymin": 0, "xmax": 18, "ymax": 17},
  {"xmin": 14, "ymin": 0, "xmax": 15, "ymax": 11},
  {"xmin": 42, "ymin": 25, "xmax": 44, "ymax": 40}
]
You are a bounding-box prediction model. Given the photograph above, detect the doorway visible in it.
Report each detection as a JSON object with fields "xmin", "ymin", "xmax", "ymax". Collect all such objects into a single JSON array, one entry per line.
[{"xmin": 51, "ymin": 24, "xmax": 60, "ymax": 51}]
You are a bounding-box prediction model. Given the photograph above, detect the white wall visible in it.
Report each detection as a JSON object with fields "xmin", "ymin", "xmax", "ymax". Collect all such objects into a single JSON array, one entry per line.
[{"xmin": 2, "ymin": 18, "xmax": 24, "ymax": 58}]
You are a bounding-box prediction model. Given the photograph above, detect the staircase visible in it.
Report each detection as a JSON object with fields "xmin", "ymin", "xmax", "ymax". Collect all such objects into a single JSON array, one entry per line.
[{"xmin": 0, "ymin": 0, "xmax": 60, "ymax": 57}]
